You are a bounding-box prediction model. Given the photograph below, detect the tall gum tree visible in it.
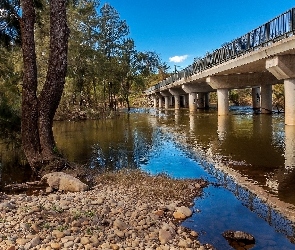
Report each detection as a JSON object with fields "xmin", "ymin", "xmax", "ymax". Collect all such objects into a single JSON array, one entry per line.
[{"xmin": 20, "ymin": 0, "xmax": 69, "ymax": 173}]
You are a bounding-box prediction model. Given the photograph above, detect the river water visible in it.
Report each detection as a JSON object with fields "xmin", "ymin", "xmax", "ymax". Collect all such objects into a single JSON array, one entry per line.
[{"xmin": 1, "ymin": 107, "xmax": 295, "ymax": 249}]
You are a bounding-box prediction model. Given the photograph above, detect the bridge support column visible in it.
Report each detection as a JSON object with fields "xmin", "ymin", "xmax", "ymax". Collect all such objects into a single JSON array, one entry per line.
[
  {"xmin": 261, "ymin": 85, "xmax": 272, "ymax": 114},
  {"xmin": 285, "ymin": 125, "xmax": 295, "ymax": 169},
  {"xmin": 217, "ymin": 89, "xmax": 229, "ymax": 115},
  {"xmin": 204, "ymin": 93, "xmax": 210, "ymax": 109},
  {"xmin": 164, "ymin": 96, "xmax": 169, "ymax": 109},
  {"xmin": 158, "ymin": 96, "xmax": 163, "ymax": 109},
  {"xmin": 252, "ymin": 87, "xmax": 261, "ymax": 110},
  {"xmin": 152, "ymin": 95, "xmax": 158, "ymax": 109},
  {"xmin": 183, "ymin": 94, "xmax": 189, "ymax": 108},
  {"xmin": 197, "ymin": 93, "xmax": 205, "ymax": 109},
  {"xmin": 284, "ymin": 79, "xmax": 295, "ymax": 125},
  {"xmin": 188, "ymin": 93, "xmax": 197, "ymax": 112},
  {"xmin": 174, "ymin": 95, "xmax": 180, "ymax": 110}
]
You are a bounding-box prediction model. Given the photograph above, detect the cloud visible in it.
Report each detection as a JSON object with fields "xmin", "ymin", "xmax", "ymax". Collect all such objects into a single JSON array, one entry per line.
[{"xmin": 169, "ymin": 55, "xmax": 188, "ymax": 63}]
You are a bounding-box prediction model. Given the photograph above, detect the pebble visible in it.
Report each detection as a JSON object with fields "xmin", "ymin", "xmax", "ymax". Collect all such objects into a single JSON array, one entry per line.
[{"xmin": 0, "ymin": 179, "xmax": 212, "ymax": 250}]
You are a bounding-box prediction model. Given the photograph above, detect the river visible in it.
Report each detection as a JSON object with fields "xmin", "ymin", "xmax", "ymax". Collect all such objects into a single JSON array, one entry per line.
[{"xmin": 0, "ymin": 107, "xmax": 295, "ymax": 249}]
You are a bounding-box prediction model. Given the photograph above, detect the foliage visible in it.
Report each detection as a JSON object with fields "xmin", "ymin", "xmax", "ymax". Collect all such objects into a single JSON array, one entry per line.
[
  {"xmin": 229, "ymin": 89, "xmax": 252, "ymax": 106},
  {"xmin": 0, "ymin": 45, "xmax": 22, "ymax": 136},
  {"xmin": 1, "ymin": 0, "xmax": 168, "ymax": 123},
  {"xmin": 0, "ymin": 0, "xmax": 21, "ymax": 47},
  {"xmin": 273, "ymin": 84, "xmax": 284, "ymax": 112}
]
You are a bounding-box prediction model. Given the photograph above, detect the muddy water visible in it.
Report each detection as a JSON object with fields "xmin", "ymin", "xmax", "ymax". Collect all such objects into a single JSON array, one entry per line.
[{"xmin": 1, "ymin": 107, "xmax": 295, "ymax": 249}]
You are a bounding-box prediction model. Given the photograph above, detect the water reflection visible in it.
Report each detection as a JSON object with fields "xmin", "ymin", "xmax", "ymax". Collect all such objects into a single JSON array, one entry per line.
[
  {"xmin": 217, "ymin": 115, "xmax": 229, "ymax": 141},
  {"xmin": 285, "ymin": 125, "xmax": 295, "ymax": 170},
  {"xmin": 1, "ymin": 108, "xmax": 295, "ymax": 248}
]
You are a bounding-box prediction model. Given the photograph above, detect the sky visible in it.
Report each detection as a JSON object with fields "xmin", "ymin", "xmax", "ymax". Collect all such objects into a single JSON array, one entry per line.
[{"xmin": 99, "ymin": 1, "xmax": 295, "ymax": 72}]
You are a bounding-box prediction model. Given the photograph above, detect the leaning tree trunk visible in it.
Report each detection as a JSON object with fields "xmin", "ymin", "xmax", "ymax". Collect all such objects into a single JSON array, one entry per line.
[
  {"xmin": 20, "ymin": 0, "xmax": 69, "ymax": 173},
  {"xmin": 20, "ymin": 0, "xmax": 42, "ymax": 169},
  {"xmin": 38, "ymin": 0, "xmax": 69, "ymax": 161}
]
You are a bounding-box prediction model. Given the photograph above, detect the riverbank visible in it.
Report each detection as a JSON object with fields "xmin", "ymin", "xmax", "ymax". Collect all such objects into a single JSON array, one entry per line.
[{"xmin": 0, "ymin": 170, "xmax": 214, "ymax": 250}]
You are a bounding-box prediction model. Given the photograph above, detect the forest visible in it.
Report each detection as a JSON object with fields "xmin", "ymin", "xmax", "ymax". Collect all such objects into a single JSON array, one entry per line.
[
  {"xmin": 0, "ymin": 0, "xmax": 170, "ymax": 126},
  {"xmin": 0, "ymin": 0, "xmax": 285, "ymax": 174}
]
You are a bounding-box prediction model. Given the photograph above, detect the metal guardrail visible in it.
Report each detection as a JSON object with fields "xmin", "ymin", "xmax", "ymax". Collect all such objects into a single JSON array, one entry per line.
[{"xmin": 146, "ymin": 7, "xmax": 295, "ymax": 94}]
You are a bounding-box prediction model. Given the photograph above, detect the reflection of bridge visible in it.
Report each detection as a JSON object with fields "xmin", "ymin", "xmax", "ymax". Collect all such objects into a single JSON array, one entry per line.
[{"xmin": 145, "ymin": 8, "xmax": 295, "ymax": 125}]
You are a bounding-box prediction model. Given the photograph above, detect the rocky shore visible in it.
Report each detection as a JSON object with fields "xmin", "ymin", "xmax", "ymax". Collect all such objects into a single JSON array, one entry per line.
[{"xmin": 0, "ymin": 170, "xmax": 214, "ymax": 250}]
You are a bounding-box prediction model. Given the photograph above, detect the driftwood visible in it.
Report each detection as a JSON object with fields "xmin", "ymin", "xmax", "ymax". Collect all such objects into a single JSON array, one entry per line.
[{"xmin": 3, "ymin": 180, "xmax": 47, "ymax": 194}]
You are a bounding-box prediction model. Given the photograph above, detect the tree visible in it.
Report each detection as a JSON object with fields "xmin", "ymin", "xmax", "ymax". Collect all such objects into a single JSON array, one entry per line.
[
  {"xmin": 118, "ymin": 44, "xmax": 163, "ymax": 111},
  {"xmin": 0, "ymin": 0, "xmax": 21, "ymax": 47},
  {"xmin": 20, "ymin": 0, "xmax": 69, "ymax": 173},
  {"xmin": 96, "ymin": 3, "xmax": 129, "ymax": 110}
]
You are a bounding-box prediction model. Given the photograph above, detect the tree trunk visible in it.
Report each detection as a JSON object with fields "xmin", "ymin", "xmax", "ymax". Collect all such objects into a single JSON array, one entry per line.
[
  {"xmin": 20, "ymin": 0, "xmax": 69, "ymax": 173},
  {"xmin": 20, "ymin": 0, "xmax": 42, "ymax": 169},
  {"xmin": 39, "ymin": 0, "xmax": 69, "ymax": 160}
]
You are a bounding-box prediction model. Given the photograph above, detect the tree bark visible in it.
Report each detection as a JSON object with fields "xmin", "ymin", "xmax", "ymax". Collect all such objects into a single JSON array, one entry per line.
[
  {"xmin": 20, "ymin": 0, "xmax": 42, "ymax": 168},
  {"xmin": 38, "ymin": 0, "xmax": 69, "ymax": 160},
  {"xmin": 20, "ymin": 0, "xmax": 69, "ymax": 173}
]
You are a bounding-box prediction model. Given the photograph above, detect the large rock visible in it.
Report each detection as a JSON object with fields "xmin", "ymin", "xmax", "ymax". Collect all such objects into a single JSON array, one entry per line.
[
  {"xmin": 159, "ymin": 229, "xmax": 173, "ymax": 244},
  {"xmin": 42, "ymin": 172, "xmax": 89, "ymax": 192},
  {"xmin": 222, "ymin": 230, "xmax": 255, "ymax": 247},
  {"xmin": 173, "ymin": 206, "xmax": 192, "ymax": 220}
]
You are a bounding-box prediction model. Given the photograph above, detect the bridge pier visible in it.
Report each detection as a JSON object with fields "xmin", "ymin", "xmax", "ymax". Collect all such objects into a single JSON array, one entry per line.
[
  {"xmin": 285, "ymin": 125, "xmax": 295, "ymax": 169},
  {"xmin": 159, "ymin": 90, "xmax": 171, "ymax": 109},
  {"xmin": 183, "ymin": 94, "xmax": 189, "ymax": 108},
  {"xmin": 261, "ymin": 85, "xmax": 272, "ymax": 114},
  {"xmin": 204, "ymin": 93, "xmax": 210, "ymax": 109},
  {"xmin": 252, "ymin": 87, "xmax": 261, "ymax": 110},
  {"xmin": 152, "ymin": 95, "xmax": 158, "ymax": 108},
  {"xmin": 217, "ymin": 89, "xmax": 229, "ymax": 116},
  {"xmin": 169, "ymin": 88, "xmax": 186, "ymax": 110},
  {"xmin": 164, "ymin": 96, "xmax": 169, "ymax": 109},
  {"xmin": 188, "ymin": 93, "xmax": 197, "ymax": 112},
  {"xmin": 266, "ymin": 55, "xmax": 295, "ymax": 125},
  {"xmin": 157, "ymin": 94, "xmax": 163, "ymax": 109},
  {"xmin": 182, "ymin": 83, "xmax": 213, "ymax": 112},
  {"xmin": 197, "ymin": 93, "xmax": 205, "ymax": 109},
  {"xmin": 285, "ymin": 79, "xmax": 295, "ymax": 125},
  {"xmin": 174, "ymin": 95, "xmax": 180, "ymax": 110}
]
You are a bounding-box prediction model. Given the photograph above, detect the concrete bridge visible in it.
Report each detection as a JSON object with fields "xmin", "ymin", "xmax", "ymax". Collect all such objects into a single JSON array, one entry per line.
[{"xmin": 145, "ymin": 8, "xmax": 295, "ymax": 125}]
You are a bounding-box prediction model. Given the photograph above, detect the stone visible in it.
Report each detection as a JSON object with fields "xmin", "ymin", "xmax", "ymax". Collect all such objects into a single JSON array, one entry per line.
[
  {"xmin": 176, "ymin": 206, "xmax": 192, "ymax": 217},
  {"xmin": 52, "ymin": 230, "xmax": 65, "ymax": 239},
  {"xmin": 6, "ymin": 246, "xmax": 15, "ymax": 250},
  {"xmin": 154, "ymin": 209, "xmax": 164, "ymax": 217},
  {"xmin": 0, "ymin": 202, "xmax": 15, "ymax": 210},
  {"xmin": 50, "ymin": 242, "xmax": 61, "ymax": 249},
  {"xmin": 190, "ymin": 231, "xmax": 198, "ymax": 237},
  {"xmin": 90, "ymin": 235, "xmax": 99, "ymax": 244},
  {"xmin": 30, "ymin": 236, "xmax": 41, "ymax": 247},
  {"xmin": 80, "ymin": 236, "xmax": 90, "ymax": 245},
  {"xmin": 110, "ymin": 244, "xmax": 119, "ymax": 250},
  {"xmin": 178, "ymin": 239, "xmax": 190, "ymax": 248},
  {"xmin": 63, "ymin": 241, "xmax": 74, "ymax": 248},
  {"xmin": 31, "ymin": 223, "xmax": 40, "ymax": 233},
  {"xmin": 42, "ymin": 172, "xmax": 89, "ymax": 192},
  {"xmin": 173, "ymin": 211, "xmax": 186, "ymax": 220},
  {"xmin": 115, "ymin": 229, "xmax": 125, "ymax": 238},
  {"xmin": 222, "ymin": 230, "xmax": 255, "ymax": 246},
  {"xmin": 15, "ymin": 238, "xmax": 28, "ymax": 245},
  {"xmin": 113, "ymin": 219, "xmax": 128, "ymax": 230},
  {"xmin": 159, "ymin": 229, "xmax": 172, "ymax": 244}
]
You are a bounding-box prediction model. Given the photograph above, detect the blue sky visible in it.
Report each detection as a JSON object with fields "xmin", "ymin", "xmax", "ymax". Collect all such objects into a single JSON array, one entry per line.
[{"xmin": 100, "ymin": 1, "xmax": 294, "ymax": 72}]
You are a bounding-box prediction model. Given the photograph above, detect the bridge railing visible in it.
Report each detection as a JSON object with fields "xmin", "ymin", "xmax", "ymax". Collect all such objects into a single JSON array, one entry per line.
[{"xmin": 145, "ymin": 7, "xmax": 295, "ymax": 94}]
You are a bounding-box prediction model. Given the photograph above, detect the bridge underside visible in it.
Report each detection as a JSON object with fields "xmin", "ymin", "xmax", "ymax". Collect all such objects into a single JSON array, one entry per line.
[{"xmin": 148, "ymin": 36, "xmax": 295, "ymax": 125}]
